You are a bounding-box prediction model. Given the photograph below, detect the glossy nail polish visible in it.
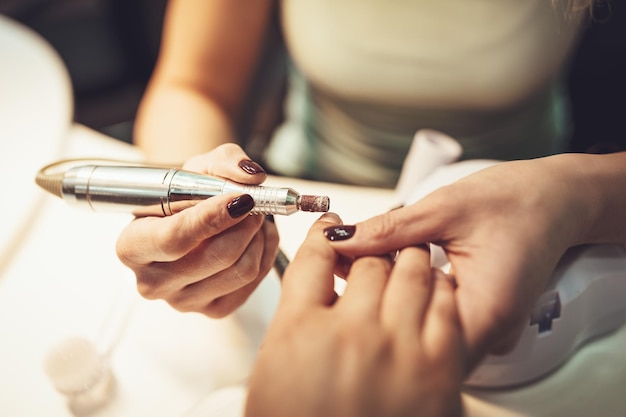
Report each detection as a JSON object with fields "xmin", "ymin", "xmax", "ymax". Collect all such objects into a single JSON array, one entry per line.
[
  {"xmin": 227, "ymin": 194, "xmax": 255, "ymax": 218},
  {"xmin": 323, "ymin": 225, "xmax": 356, "ymax": 241},
  {"xmin": 238, "ymin": 159, "xmax": 265, "ymax": 175}
]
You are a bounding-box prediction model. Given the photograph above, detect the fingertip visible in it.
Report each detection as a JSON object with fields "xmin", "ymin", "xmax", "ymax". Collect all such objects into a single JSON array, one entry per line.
[
  {"xmin": 227, "ymin": 194, "xmax": 255, "ymax": 218},
  {"xmin": 432, "ymin": 268, "xmax": 457, "ymax": 290},
  {"xmin": 323, "ymin": 224, "xmax": 355, "ymax": 242},
  {"xmin": 317, "ymin": 212, "xmax": 342, "ymax": 224},
  {"xmin": 238, "ymin": 159, "xmax": 266, "ymax": 176},
  {"xmin": 186, "ymin": 144, "xmax": 267, "ymax": 184}
]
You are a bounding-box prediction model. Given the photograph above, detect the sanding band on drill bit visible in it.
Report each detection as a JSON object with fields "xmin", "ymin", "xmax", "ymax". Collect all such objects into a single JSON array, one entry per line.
[{"xmin": 299, "ymin": 195, "xmax": 330, "ymax": 212}]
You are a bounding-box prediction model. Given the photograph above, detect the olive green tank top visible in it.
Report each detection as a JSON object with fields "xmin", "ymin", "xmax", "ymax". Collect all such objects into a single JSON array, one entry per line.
[{"xmin": 265, "ymin": 0, "xmax": 585, "ymax": 188}]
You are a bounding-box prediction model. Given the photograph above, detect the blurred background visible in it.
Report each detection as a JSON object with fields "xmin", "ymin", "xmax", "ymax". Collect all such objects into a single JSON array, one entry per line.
[
  {"xmin": 0, "ymin": 0, "xmax": 624, "ymax": 152},
  {"xmin": 1, "ymin": 0, "xmax": 166, "ymax": 143}
]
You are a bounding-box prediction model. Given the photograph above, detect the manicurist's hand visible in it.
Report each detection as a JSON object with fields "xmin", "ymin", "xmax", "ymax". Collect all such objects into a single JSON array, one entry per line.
[
  {"xmin": 116, "ymin": 144, "xmax": 279, "ymax": 317},
  {"xmin": 245, "ymin": 213, "xmax": 464, "ymax": 417},
  {"xmin": 322, "ymin": 155, "xmax": 604, "ymax": 370}
]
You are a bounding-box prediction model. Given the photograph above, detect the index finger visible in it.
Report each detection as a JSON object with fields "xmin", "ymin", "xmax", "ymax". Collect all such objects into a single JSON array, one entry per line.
[
  {"xmin": 280, "ymin": 213, "xmax": 343, "ymax": 309},
  {"xmin": 183, "ymin": 143, "xmax": 268, "ymax": 185},
  {"xmin": 116, "ymin": 192, "xmax": 260, "ymax": 265}
]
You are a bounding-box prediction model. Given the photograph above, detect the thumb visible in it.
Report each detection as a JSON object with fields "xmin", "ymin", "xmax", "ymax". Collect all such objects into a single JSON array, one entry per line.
[{"xmin": 281, "ymin": 213, "xmax": 344, "ymax": 308}]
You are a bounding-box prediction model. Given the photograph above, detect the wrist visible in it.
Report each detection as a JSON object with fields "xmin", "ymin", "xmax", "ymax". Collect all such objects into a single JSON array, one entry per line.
[{"xmin": 547, "ymin": 152, "xmax": 626, "ymax": 246}]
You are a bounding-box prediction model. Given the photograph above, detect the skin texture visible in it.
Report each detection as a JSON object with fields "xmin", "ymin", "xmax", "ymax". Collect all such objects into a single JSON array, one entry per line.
[
  {"xmin": 121, "ymin": 1, "xmax": 622, "ymax": 414},
  {"xmin": 115, "ymin": 144, "xmax": 279, "ymax": 317},
  {"xmin": 245, "ymin": 213, "xmax": 465, "ymax": 417},
  {"xmin": 134, "ymin": 0, "xmax": 275, "ymax": 165},
  {"xmin": 324, "ymin": 151, "xmax": 626, "ymax": 370}
]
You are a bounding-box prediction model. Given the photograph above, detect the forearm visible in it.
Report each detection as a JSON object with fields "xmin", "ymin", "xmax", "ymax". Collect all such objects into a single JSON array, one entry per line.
[
  {"xmin": 134, "ymin": 0, "xmax": 274, "ymax": 165},
  {"xmin": 134, "ymin": 81, "xmax": 235, "ymax": 165},
  {"xmin": 570, "ymin": 151, "xmax": 626, "ymax": 245}
]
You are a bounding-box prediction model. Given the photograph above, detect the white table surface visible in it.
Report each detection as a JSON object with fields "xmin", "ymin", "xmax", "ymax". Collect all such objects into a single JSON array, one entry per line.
[{"xmin": 1, "ymin": 12, "xmax": 624, "ymax": 417}]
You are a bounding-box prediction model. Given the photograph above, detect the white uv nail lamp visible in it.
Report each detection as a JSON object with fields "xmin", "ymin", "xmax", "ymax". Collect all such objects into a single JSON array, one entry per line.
[
  {"xmin": 399, "ymin": 130, "xmax": 626, "ymax": 389},
  {"xmin": 464, "ymin": 242, "xmax": 626, "ymax": 388}
]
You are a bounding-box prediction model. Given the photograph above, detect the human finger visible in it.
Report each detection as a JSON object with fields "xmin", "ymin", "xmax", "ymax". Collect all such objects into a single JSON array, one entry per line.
[
  {"xmin": 116, "ymin": 192, "xmax": 259, "ymax": 265},
  {"xmin": 201, "ymin": 275, "xmax": 267, "ymax": 318},
  {"xmin": 178, "ymin": 217, "xmax": 278, "ymax": 301},
  {"xmin": 166, "ymin": 228, "xmax": 272, "ymax": 317},
  {"xmin": 130, "ymin": 214, "xmax": 265, "ymax": 300},
  {"xmin": 260, "ymin": 216, "xmax": 281, "ymax": 279},
  {"xmin": 322, "ymin": 195, "xmax": 452, "ymax": 257},
  {"xmin": 335, "ymin": 255, "xmax": 393, "ymax": 319},
  {"xmin": 422, "ymin": 269, "xmax": 462, "ymax": 354},
  {"xmin": 183, "ymin": 143, "xmax": 267, "ymax": 185},
  {"xmin": 280, "ymin": 213, "xmax": 343, "ymax": 309},
  {"xmin": 380, "ymin": 245, "xmax": 432, "ymax": 331},
  {"xmin": 169, "ymin": 269, "xmax": 266, "ymax": 318},
  {"xmin": 162, "ymin": 220, "xmax": 268, "ymax": 297}
]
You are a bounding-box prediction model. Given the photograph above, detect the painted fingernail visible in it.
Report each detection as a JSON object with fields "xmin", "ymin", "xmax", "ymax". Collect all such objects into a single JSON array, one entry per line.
[
  {"xmin": 323, "ymin": 225, "xmax": 356, "ymax": 241},
  {"xmin": 227, "ymin": 194, "xmax": 255, "ymax": 218},
  {"xmin": 238, "ymin": 159, "xmax": 265, "ymax": 175}
]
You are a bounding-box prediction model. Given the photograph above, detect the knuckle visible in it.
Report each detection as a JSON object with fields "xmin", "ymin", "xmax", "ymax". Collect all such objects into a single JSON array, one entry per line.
[
  {"xmin": 115, "ymin": 232, "xmax": 148, "ymax": 265},
  {"xmin": 229, "ymin": 241, "xmax": 265, "ymax": 285},
  {"xmin": 167, "ymin": 285, "xmax": 215, "ymax": 314},
  {"xmin": 217, "ymin": 142, "xmax": 244, "ymax": 155},
  {"xmin": 193, "ymin": 209, "xmax": 226, "ymax": 234},
  {"xmin": 203, "ymin": 296, "xmax": 243, "ymax": 318},
  {"xmin": 168, "ymin": 299, "xmax": 201, "ymax": 314},
  {"xmin": 115, "ymin": 242, "xmax": 134, "ymax": 266},
  {"xmin": 205, "ymin": 247, "xmax": 239, "ymax": 272},
  {"xmin": 227, "ymin": 261, "xmax": 260, "ymax": 288},
  {"xmin": 135, "ymin": 280, "xmax": 164, "ymax": 300},
  {"xmin": 134, "ymin": 269, "xmax": 174, "ymax": 301},
  {"xmin": 194, "ymin": 237, "xmax": 247, "ymax": 274}
]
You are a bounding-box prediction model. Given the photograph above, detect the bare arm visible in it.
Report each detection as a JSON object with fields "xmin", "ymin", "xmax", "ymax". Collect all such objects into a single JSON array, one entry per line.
[
  {"xmin": 571, "ymin": 151, "xmax": 626, "ymax": 245},
  {"xmin": 135, "ymin": 0, "xmax": 275, "ymax": 164}
]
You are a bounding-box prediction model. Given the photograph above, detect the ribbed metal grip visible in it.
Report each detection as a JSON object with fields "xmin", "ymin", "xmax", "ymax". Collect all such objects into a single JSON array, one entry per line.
[{"xmin": 240, "ymin": 185, "xmax": 299, "ymax": 216}]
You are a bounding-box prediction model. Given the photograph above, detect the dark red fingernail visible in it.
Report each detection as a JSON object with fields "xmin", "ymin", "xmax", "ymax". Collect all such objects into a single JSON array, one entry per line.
[
  {"xmin": 323, "ymin": 225, "xmax": 356, "ymax": 241},
  {"xmin": 238, "ymin": 159, "xmax": 265, "ymax": 175},
  {"xmin": 227, "ymin": 194, "xmax": 255, "ymax": 218}
]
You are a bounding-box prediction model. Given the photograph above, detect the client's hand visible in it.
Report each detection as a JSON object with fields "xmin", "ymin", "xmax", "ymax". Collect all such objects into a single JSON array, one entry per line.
[
  {"xmin": 322, "ymin": 156, "xmax": 589, "ymax": 369},
  {"xmin": 115, "ymin": 144, "xmax": 279, "ymax": 317},
  {"xmin": 245, "ymin": 213, "xmax": 464, "ymax": 417}
]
